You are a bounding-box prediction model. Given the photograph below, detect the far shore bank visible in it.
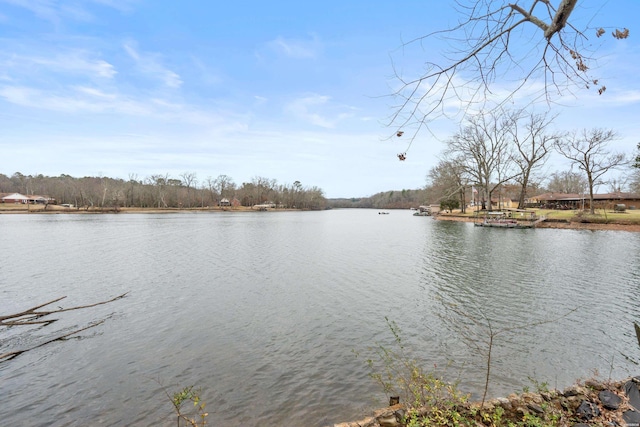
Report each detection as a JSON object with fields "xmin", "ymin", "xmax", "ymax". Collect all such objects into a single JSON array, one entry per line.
[
  {"xmin": 0, "ymin": 205, "xmax": 294, "ymax": 214},
  {"xmin": 435, "ymin": 212, "xmax": 640, "ymax": 232}
]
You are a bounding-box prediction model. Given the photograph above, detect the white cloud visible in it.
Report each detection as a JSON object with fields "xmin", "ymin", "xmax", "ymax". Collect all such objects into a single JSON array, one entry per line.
[
  {"xmin": 285, "ymin": 94, "xmax": 335, "ymax": 128},
  {"xmin": 266, "ymin": 35, "xmax": 321, "ymax": 59},
  {"xmin": 123, "ymin": 41, "xmax": 183, "ymax": 88},
  {"xmin": 0, "ymin": 82, "xmax": 248, "ymax": 130},
  {"xmin": 0, "ymin": 0, "xmax": 136, "ymax": 24},
  {"xmin": 1, "ymin": 0, "xmax": 61, "ymax": 24},
  {"xmin": 0, "ymin": 85, "xmax": 147, "ymax": 114},
  {"xmin": 88, "ymin": 0, "xmax": 137, "ymax": 13},
  {"xmin": 74, "ymin": 86, "xmax": 117, "ymax": 99},
  {"xmin": 0, "ymin": 51, "xmax": 117, "ymax": 80}
]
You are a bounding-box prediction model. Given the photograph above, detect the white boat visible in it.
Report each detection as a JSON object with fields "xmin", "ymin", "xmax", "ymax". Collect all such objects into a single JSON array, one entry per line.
[{"xmin": 413, "ymin": 205, "xmax": 431, "ymax": 216}]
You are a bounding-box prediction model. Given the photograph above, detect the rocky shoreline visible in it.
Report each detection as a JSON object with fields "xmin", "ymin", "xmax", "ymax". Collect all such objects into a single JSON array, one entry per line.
[{"xmin": 332, "ymin": 377, "xmax": 640, "ymax": 427}]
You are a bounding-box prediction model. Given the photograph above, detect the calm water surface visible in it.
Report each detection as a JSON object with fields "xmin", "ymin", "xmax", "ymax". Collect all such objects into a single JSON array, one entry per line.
[{"xmin": 1, "ymin": 209, "xmax": 639, "ymax": 426}]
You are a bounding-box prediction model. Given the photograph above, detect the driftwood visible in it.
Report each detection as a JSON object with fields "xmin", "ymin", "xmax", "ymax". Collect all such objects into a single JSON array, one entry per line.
[
  {"xmin": 0, "ymin": 292, "xmax": 128, "ymax": 362},
  {"xmin": 0, "ymin": 292, "xmax": 128, "ymax": 326}
]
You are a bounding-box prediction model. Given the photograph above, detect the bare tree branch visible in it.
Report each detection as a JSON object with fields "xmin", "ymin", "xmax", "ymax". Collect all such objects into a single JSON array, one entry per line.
[
  {"xmin": 554, "ymin": 128, "xmax": 628, "ymax": 214},
  {"xmin": 0, "ymin": 320, "xmax": 105, "ymax": 362},
  {"xmin": 0, "ymin": 292, "xmax": 129, "ymax": 326},
  {"xmin": 389, "ymin": 0, "xmax": 627, "ymax": 157}
]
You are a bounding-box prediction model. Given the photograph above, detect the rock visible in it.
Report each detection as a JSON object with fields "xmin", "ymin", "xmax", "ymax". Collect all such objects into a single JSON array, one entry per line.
[
  {"xmin": 521, "ymin": 392, "xmax": 543, "ymax": 405},
  {"xmin": 576, "ymin": 400, "xmax": 600, "ymax": 421},
  {"xmin": 564, "ymin": 385, "xmax": 586, "ymax": 397},
  {"xmin": 625, "ymin": 380, "xmax": 640, "ymax": 412},
  {"xmin": 333, "ymin": 417, "xmax": 376, "ymax": 427},
  {"xmin": 623, "ymin": 409, "xmax": 640, "ymax": 426},
  {"xmin": 567, "ymin": 395, "xmax": 584, "ymax": 411},
  {"xmin": 374, "ymin": 404, "xmax": 404, "ymax": 427},
  {"xmin": 527, "ymin": 403, "xmax": 545, "ymax": 415},
  {"xmin": 540, "ymin": 391, "xmax": 554, "ymax": 402},
  {"xmin": 599, "ymin": 390, "xmax": 622, "ymax": 410},
  {"xmin": 507, "ymin": 393, "xmax": 519, "ymax": 401},
  {"xmin": 496, "ymin": 397, "xmax": 512, "ymax": 410},
  {"xmin": 377, "ymin": 413, "xmax": 401, "ymax": 427}
]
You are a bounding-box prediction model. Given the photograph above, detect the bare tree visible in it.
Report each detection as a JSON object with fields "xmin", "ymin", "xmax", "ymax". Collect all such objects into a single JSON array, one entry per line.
[
  {"xmin": 546, "ymin": 170, "xmax": 587, "ymax": 194},
  {"xmin": 180, "ymin": 172, "xmax": 198, "ymax": 208},
  {"xmin": 508, "ymin": 110, "xmax": 558, "ymax": 208},
  {"xmin": 446, "ymin": 110, "xmax": 517, "ymax": 210},
  {"xmin": 148, "ymin": 174, "xmax": 170, "ymax": 208},
  {"xmin": 427, "ymin": 157, "xmax": 469, "ymax": 213},
  {"xmin": 390, "ymin": 0, "xmax": 629, "ymax": 157},
  {"xmin": 213, "ymin": 174, "xmax": 235, "ymax": 201},
  {"xmin": 127, "ymin": 173, "xmax": 139, "ymax": 207},
  {"xmin": 630, "ymin": 170, "xmax": 640, "ymax": 194},
  {"xmin": 554, "ymin": 128, "xmax": 627, "ymax": 214}
]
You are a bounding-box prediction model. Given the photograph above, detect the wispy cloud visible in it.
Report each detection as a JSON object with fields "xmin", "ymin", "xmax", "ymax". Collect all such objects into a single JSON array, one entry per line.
[
  {"xmin": 88, "ymin": 0, "xmax": 137, "ymax": 13},
  {"xmin": 0, "ymin": 82, "xmax": 247, "ymax": 129},
  {"xmin": 0, "ymin": 85, "xmax": 149, "ymax": 114},
  {"xmin": 0, "ymin": 50, "xmax": 117, "ymax": 80},
  {"xmin": 0, "ymin": 0, "xmax": 135, "ymax": 24},
  {"xmin": 285, "ymin": 94, "xmax": 356, "ymax": 128},
  {"xmin": 265, "ymin": 35, "xmax": 322, "ymax": 59},
  {"xmin": 1, "ymin": 0, "xmax": 64, "ymax": 24},
  {"xmin": 123, "ymin": 41, "xmax": 183, "ymax": 88}
]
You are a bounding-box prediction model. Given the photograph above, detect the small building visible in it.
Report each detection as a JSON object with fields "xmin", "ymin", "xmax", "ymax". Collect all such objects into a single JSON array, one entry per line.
[
  {"xmin": 218, "ymin": 198, "xmax": 231, "ymax": 207},
  {"xmin": 2, "ymin": 193, "xmax": 30, "ymax": 203},
  {"xmin": 1, "ymin": 193, "xmax": 56, "ymax": 204},
  {"xmin": 528, "ymin": 192, "xmax": 640, "ymax": 210}
]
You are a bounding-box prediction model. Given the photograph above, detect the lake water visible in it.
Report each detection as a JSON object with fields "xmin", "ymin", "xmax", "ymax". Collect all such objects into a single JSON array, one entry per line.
[{"xmin": 1, "ymin": 209, "xmax": 639, "ymax": 426}]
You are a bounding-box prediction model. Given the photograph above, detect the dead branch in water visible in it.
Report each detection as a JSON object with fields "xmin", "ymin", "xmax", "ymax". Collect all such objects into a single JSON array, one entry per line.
[
  {"xmin": 0, "ymin": 320, "xmax": 105, "ymax": 362},
  {"xmin": 0, "ymin": 292, "xmax": 128, "ymax": 326},
  {"xmin": 0, "ymin": 293, "xmax": 128, "ymax": 362}
]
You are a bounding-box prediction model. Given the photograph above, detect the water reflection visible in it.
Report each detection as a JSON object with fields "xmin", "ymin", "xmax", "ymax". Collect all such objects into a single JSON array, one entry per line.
[{"xmin": 0, "ymin": 211, "xmax": 639, "ymax": 426}]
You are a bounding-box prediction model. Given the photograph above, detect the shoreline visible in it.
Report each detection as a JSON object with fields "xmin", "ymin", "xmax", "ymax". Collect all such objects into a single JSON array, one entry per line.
[
  {"xmin": 435, "ymin": 213, "xmax": 640, "ymax": 233},
  {"xmin": 0, "ymin": 205, "xmax": 289, "ymax": 214},
  {"xmin": 3, "ymin": 206, "xmax": 640, "ymax": 232},
  {"xmin": 333, "ymin": 376, "xmax": 640, "ymax": 427}
]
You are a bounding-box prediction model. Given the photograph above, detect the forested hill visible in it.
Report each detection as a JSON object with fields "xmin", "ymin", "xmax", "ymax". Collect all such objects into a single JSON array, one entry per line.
[{"xmin": 327, "ymin": 189, "xmax": 427, "ymax": 209}]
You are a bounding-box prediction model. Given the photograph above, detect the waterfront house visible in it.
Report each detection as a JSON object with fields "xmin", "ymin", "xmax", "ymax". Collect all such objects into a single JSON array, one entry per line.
[
  {"xmin": 2, "ymin": 193, "xmax": 30, "ymax": 203},
  {"xmin": 1, "ymin": 193, "xmax": 55, "ymax": 204},
  {"xmin": 528, "ymin": 192, "xmax": 640, "ymax": 210}
]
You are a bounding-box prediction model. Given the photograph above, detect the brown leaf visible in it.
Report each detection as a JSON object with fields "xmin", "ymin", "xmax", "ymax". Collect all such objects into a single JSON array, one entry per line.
[{"xmin": 612, "ymin": 28, "xmax": 629, "ymax": 39}]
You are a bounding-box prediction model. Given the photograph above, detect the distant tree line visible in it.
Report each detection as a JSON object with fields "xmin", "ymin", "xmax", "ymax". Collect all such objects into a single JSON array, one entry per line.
[
  {"xmin": 327, "ymin": 189, "xmax": 428, "ymax": 209},
  {"xmin": 0, "ymin": 172, "xmax": 327, "ymax": 210}
]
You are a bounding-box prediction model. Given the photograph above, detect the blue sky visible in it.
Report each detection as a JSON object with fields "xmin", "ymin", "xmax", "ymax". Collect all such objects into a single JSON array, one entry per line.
[{"xmin": 1, "ymin": 1, "xmax": 639, "ymax": 198}]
